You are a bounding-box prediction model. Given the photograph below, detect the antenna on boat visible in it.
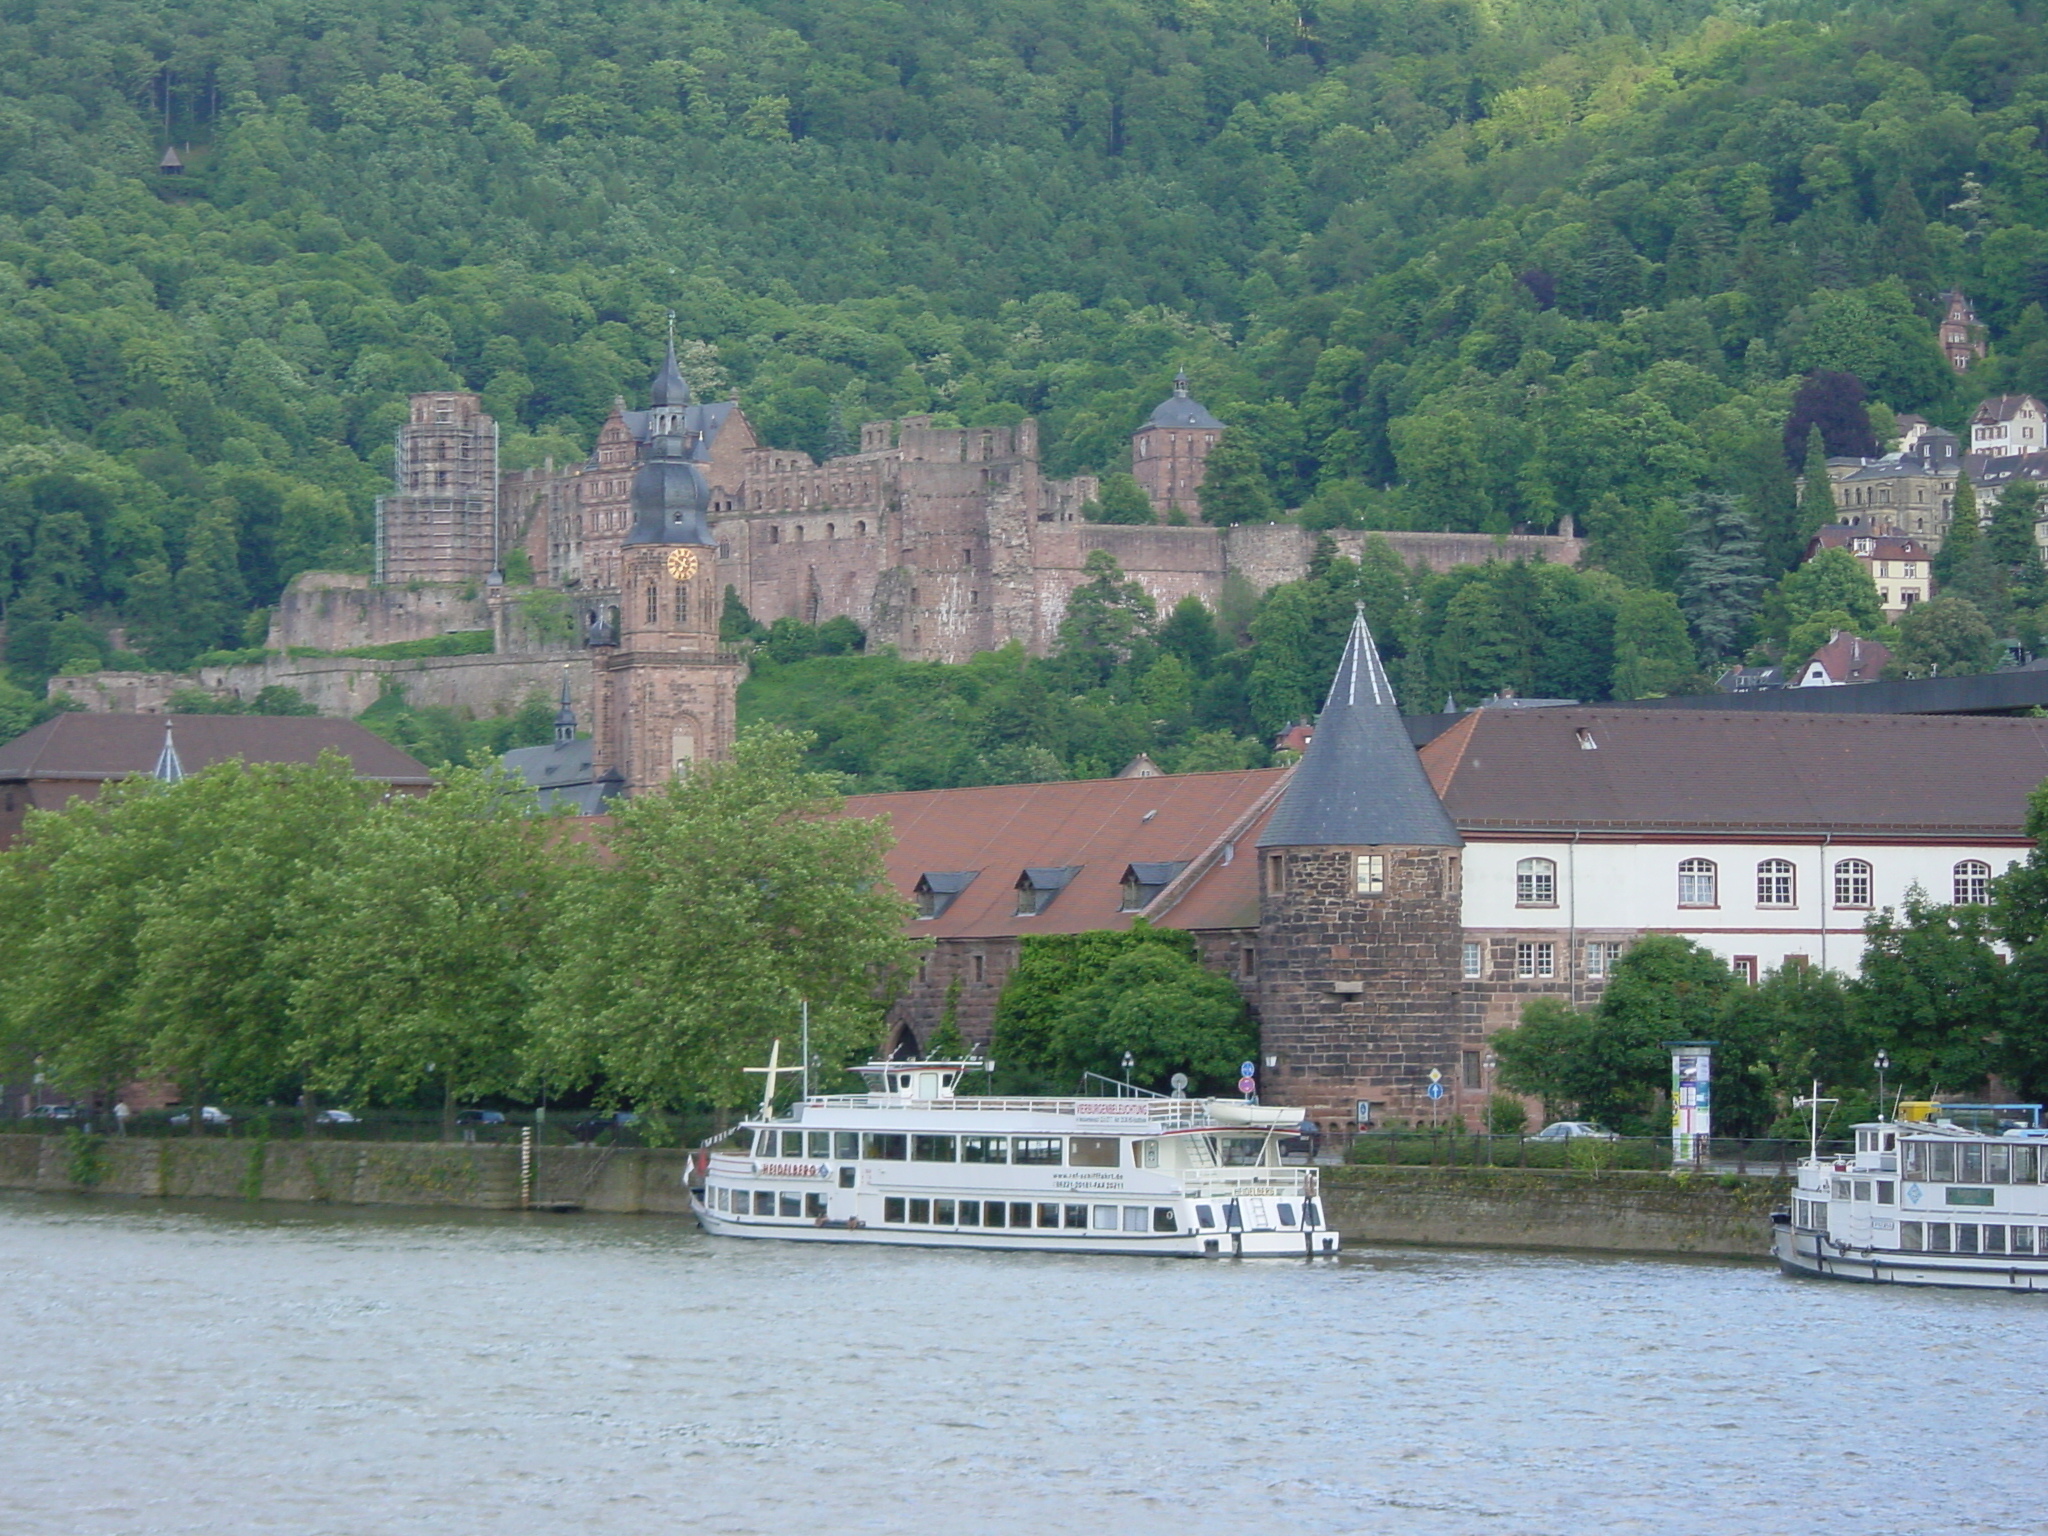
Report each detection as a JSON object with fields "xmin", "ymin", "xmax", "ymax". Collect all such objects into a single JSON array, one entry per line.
[
  {"xmin": 1793, "ymin": 1079, "xmax": 1839, "ymax": 1162},
  {"xmin": 800, "ymin": 999, "xmax": 811, "ymax": 1102},
  {"xmin": 745, "ymin": 1039, "xmax": 801, "ymax": 1121}
]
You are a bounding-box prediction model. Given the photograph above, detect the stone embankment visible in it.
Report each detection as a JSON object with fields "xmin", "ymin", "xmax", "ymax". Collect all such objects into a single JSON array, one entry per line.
[{"xmin": 0, "ymin": 1135, "xmax": 1784, "ymax": 1258}]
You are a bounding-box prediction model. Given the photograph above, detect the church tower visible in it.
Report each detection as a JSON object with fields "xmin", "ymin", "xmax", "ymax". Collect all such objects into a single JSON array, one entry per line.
[
  {"xmin": 590, "ymin": 343, "xmax": 745, "ymax": 795},
  {"xmin": 1254, "ymin": 610, "xmax": 1467, "ymax": 1131}
]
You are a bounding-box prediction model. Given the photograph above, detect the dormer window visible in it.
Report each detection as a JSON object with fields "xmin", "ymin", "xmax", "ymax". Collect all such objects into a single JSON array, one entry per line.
[
  {"xmin": 1014, "ymin": 866, "xmax": 1081, "ymax": 916},
  {"xmin": 914, "ymin": 871, "xmax": 978, "ymax": 919},
  {"xmin": 1120, "ymin": 861, "xmax": 1189, "ymax": 912}
]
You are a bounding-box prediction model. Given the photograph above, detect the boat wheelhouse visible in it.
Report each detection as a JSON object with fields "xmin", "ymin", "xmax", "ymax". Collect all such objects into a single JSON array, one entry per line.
[
  {"xmin": 690, "ymin": 1058, "xmax": 1340, "ymax": 1258},
  {"xmin": 1774, "ymin": 1103, "xmax": 2048, "ymax": 1290}
]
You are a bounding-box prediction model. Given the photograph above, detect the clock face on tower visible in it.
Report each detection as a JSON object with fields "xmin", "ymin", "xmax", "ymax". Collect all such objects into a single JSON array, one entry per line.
[{"xmin": 665, "ymin": 548, "xmax": 701, "ymax": 581}]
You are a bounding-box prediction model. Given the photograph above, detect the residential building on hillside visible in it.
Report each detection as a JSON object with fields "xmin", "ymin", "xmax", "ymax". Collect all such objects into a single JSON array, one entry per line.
[
  {"xmin": 1969, "ymin": 394, "xmax": 2048, "ymax": 458},
  {"xmin": 0, "ymin": 714, "xmax": 433, "ymax": 848},
  {"xmin": 1940, "ymin": 290, "xmax": 1988, "ymax": 372},
  {"xmin": 840, "ymin": 622, "xmax": 2048, "ymax": 1131},
  {"xmin": 1827, "ymin": 450, "xmax": 1958, "ymax": 544},
  {"xmin": 1795, "ymin": 631, "xmax": 1891, "ymax": 686},
  {"xmin": 1805, "ymin": 526, "xmax": 1932, "ymax": 618}
]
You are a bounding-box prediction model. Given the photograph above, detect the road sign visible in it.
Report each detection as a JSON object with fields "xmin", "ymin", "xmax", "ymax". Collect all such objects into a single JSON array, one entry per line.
[
  {"xmin": 1240, "ymin": 1061, "xmax": 1258, "ymax": 1079},
  {"xmin": 1238, "ymin": 1076, "xmax": 1258, "ymax": 1095},
  {"xmin": 1428, "ymin": 1067, "xmax": 1442, "ymax": 1083},
  {"xmin": 1426, "ymin": 1082, "xmax": 1445, "ymax": 1100},
  {"xmin": 1169, "ymin": 1073, "xmax": 1190, "ymax": 1092}
]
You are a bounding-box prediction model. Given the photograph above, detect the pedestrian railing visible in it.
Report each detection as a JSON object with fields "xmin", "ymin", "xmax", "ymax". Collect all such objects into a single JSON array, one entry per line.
[{"xmin": 1323, "ymin": 1131, "xmax": 1834, "ymax": 1175}]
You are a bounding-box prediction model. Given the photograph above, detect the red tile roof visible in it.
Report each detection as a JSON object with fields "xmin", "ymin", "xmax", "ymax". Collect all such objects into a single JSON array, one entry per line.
[
  {"xmin": 843, "ymin": 768, "xmax": 1288, "ymax": 937},
  {"xmin": 0, "ymin": 713, "xmax": 434, "ymax": 786}
]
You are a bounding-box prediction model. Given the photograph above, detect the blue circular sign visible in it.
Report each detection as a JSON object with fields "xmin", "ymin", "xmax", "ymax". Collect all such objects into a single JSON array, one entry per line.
[{"xmin": 1426, "ymin": 1082, "xmax": 1445, "ymax": 1100}]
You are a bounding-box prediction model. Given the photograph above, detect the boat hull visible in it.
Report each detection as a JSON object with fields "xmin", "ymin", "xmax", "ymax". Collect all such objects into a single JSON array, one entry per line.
[
  {"xmin": 692, "ymin": 1196, "xmax": 1339, "ymax": 1258},
  {"xmin": 1773, "ymin": 1226, "xmax": 2048, "ymax": 1291}
]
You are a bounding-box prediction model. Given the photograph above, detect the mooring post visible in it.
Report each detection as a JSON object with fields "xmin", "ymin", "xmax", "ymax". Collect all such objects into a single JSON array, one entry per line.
[{"xmin": 520, "ymin": 1126, "xmax": 533, "ymax": 1210}]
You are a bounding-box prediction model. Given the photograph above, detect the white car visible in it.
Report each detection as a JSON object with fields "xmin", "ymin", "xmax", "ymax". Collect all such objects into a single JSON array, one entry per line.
[
  {"xmin": 315, "ymin": 1109, "xmax": 358, "ymax": 1124},
  {"xmin": 1529, "ymin": 1120, "xmax": 1618, "ymax": 1141},
  {"xmin": 169, "ymin": 1106, "xmax": 232, "ymax": 1127}
]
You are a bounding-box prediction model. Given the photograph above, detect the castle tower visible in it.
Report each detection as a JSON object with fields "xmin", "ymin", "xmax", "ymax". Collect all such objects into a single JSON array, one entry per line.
[
  {"xmin": 1132, "ymin": 370, "xmax": 1224, "ymax": 522},
  {"xmin": 1254, "ymin": 610, "xmax": 1467, "ymax": 1131},
  {"xmin": 589, "ymin": 343, "xmax": 745, "ymax": 796},
  {"xmin": 375, "ymin": 392, "xmax": 500, "ymax": 584},
  {"xmin": 1940, "ymin": 291, "xmax": 1987, "ymax": 373}
]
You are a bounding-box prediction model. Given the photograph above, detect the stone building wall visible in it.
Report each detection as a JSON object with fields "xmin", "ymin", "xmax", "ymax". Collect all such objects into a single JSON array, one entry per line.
[{"xmin": 267, "ymin": 572, "xmax": 492, "ymax": 653}]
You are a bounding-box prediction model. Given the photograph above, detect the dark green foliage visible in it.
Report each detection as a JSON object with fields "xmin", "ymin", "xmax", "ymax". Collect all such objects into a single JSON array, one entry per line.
[
  {"xmin": 1987, "ymin": 481, "xmax": 2047, "ymax": 610},
  {"xmin": 1676, "ymin": 493, "xmax": 1765, "ymax": 660},
  {"xmin": 721, "ymin": 586, "xmax": 768, "ymax": 644},
  {"xmin": 355, "ymin": 688, "xmax": 561, "ymax": 769},
  {"xmin": 1858, "ymin": 895, "xmax": 2008, "ymax": 1097},
  {"xmin": 1933, "ymin": 476, "xmax": 1996, "ymax": 614},
  {"xmin": 1085, "ymin": 473, "xmax": 1155, "ymax": 526},
  {"xmin": 1196, "ymin": 432, "xmax": 1280, "ymax": 525},
  {"xmin": 1786, "ymin": 376, "xmax": 1878, "ymax": 466},
  {"xmin": 1888, "ymin": 596, "xmax": 2002, "ymax": 679}
]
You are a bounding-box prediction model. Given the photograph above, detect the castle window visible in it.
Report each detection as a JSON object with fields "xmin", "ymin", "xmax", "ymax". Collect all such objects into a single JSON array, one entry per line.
[
  {"xmin": 769, "ymin": 526, "xmax": 780, "ymax": 544},
  {"xmin": 972, "ymin": 953, "xmax": 986, "ymax": 983},
  {"xmin": 645, "ymin": 584, "xmax": 658, "ymax": 625},
  {"xmin": 1266, "ymin": 852, "xmax": 1285, "ymax": 894},
  {"xmin": 1834, "ymin": 859, "xmax": 1873, "ymax": 909},
  {"xmin": 856, "ymin": 521, "xmax": 867, "ymax": 536},
  {"xmin": 1756, "ymin": 859, "xmax": 1796, "ymax": 908},
  {"xmin": 1241, "ymin": 946, "xmax": 1256, "ymax": 978},
  {"xmin": 795, "ymin": 525, "xmax": 805, "ymax": 541},
  {"xmin": 1515, "ymin": 858, "xmax": 1557, "ymax": 907},
  {"xmin": 963, "ymin": 548, "xmax": 973, "ymax": 566},
  {"xmin": 1678, "ymin": 858, "xmax": 1718, "ymax": 907},
  {"xmin": 1954, "ymin": 860, "xmax": 1992, "ymax": 905},
  {"xmin": 1515, "ymin": 942, "xmax": 1555, "ymax": 980},
  {"xmin": 1461, "ymin": 1051, "xmax": 1481, "ymax": 1090},
  {"xmin": 1462, "ymin": 941, "xmax": 1483, "ymax": 979},
  {"xmin": 826, "ymin": 523, "xmax": 835, "ymax": 539},
  {"xmin": 1355, "ymin": 854, "xmax": 1384, "ymax": 895}
]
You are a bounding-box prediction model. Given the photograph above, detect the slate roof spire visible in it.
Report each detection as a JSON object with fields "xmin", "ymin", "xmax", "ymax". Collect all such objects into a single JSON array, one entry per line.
[
  {"xmin": 649, "ymin": 335, "xmax": 691, "ymax": 408},
  {"xmin": 1258, "ymin": 607, "xmax": 1462, "ymax": 849},
  {"xmin": 152, "ymin": 721, "xmax": 185, "ymax": 785},
  {"xmin": 554, "ymin": 670, "xmax": 577, "ymax": 744}
]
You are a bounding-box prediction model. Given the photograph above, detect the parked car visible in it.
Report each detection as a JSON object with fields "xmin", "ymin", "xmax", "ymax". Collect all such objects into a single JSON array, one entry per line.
[
  {"xmin": 454, "ymin": 1109, "xmax": 505, "ymax": 1125},
  {"xmin": 169, "ymin": 1106, "xmax": 232, "ymax": 1126},
  {"xmin": 315, "ymin": 1109, "xmax": 358, "ymax": 1124},
  {"xmin": 28, "ymin": 1104, "xmax": 83, "ymax": 1121},
  {"xmin": 570, "ymin": 1111, "xmax": 637, "ymax": 1144},
  {"xmin": 1529, "ymin": 1120, "xmax": 1618, "ymax": 1141}
]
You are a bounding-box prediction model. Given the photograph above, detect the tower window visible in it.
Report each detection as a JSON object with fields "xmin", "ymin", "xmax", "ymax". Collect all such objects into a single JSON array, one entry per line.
[
  {"xmin": 1265, "ymin": 852, "xmax": 1285, "ymax": 895},
  {"xmin": 1355, "ymin": 854, "xmax": 1384, "ymax": 895},
  {"xmin": 676, "ymin": 585, "xmax": 688, "ymax": 625},
  {"xmin": 645, "ymin": 584, "xmax": 658, "ymax": 625}
]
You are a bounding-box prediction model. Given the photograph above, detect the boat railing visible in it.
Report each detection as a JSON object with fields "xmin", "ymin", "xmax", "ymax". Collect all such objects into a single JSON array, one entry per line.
[{"xmin": 798, "ymin": 1094, "xmax": 1216, "ymax": 1127}]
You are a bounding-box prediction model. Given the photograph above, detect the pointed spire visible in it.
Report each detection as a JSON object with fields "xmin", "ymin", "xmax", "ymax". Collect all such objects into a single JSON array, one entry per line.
[
  {"xmin": 1258, "ymin": 607, "xmax": 1461, "ymax": 850},
  {"xmin": 153, "ymin": 721, "xmax": 185, "ymax": 785},
  {"xmin": 554, "ymin": 669, "xmax": 577, "ymax": 744},
  {"xmin": 650, "ymin": 322, "xmax": 691, "ymax": 408}
]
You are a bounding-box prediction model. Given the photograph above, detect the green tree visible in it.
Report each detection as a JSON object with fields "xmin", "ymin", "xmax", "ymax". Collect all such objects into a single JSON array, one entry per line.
[
  {"xmin": 1797, "ymin": 425, "xmax": 1837, "ymax": 544},
  {"xmin": 1888, "ymin": 595, "xmax": 2002, "ymax": 678},
  {"xmin": 172, "ymin": 507, "xmax": 250, "ymax": 662},
  {"xmin": 1609, "ymin": 588, "xmax": 1695, "ymax": 699},
  {"xmin": 1198, "ymin": 430, "xmax": 1280, "ymax": 525},
  {"xmin": 1933, "ymin": 475, "xmax": 1996, "ymax": 613},
  {"xmin": 527, "ymin": 728, "xmax": 921, "ymax": 1111},
  {"xmin": 1053, "ymin": 550, "xmax": 1156, "ymax": 687},
  {"xmin": 1047, "ymin": 944, "xmax": 1254, "ymax": 1094},
  {"xmin": 1855, "ymin": 892, "xmax": 2007, "ymax": 1097},
  {"xmin": 288, "ymin": 765, "xmax": 571, "ymax": 1137},
  {"xmin": 1157, "ymin": 593, "xmax": 1221, "ymax": 676},
  {"xmin": 990, "ymin": 923, "xmax": 1208, "ymax": 1085},
  {"xmin": 1085, "ymin": 472, "xmax": 1156, "ymax": 525},
  {"xmin": 1676, "ymin": 492, "xmax": 1765, "ymax": 660},
  {"xmin": 1987, "ymin": 480, "xmax": 2046, "ymax": 609}
]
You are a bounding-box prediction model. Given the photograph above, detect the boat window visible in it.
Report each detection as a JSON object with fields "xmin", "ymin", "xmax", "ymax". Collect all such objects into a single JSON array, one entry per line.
[
  {"xmin": 2013, "ymin": 1146, "xmax": 2039, "ymax": 1182},
  {"xmin": 1985, "ymin": 1224, "xmax": 2007, "ymax": 1253},
  {"xmin": 1219, "ymin": 1136, "xmax": 1267, "ymax": 1167},
  {"xmin": 753, "ymin": 1129, "xmax": 776, "ymax": 1155},
  {"xmin": 1988, "ymin": 1145, "xmax": 2010, "ymax": 1183},
  {"xmin": 1877, "ymin": 1181, "xmax": 1895, "ymax": 1205},
  {"xmin": 838, "ymin": 1167, "xmax": 855, "ymax": 1188},
  {"xmin": 1883, "ymin": 1132, "xmax": 1896, "ymax": 1152},
  {"xmin": 1278, "ymin": 1202, "xmax": 1297, "ymax": 1227},
  {"xmin": 1928, "ymin": 1143, "xmax": 1956, "ymax": 1182},
  {"xmin": 1092, "ymin": 1205, "xmax": 1119, "ymax": 1230},
  {"xmin": 1122, "ymin": 1206, "xmax": 1147, "ymax": 1232},
  {"xmin": 1900, "ymin": 1221, "xmax": 1923, "ymax": 1250},
  {"xmin": 807, "ymin": 1132, "xmax": 831, "ymax": 1158},
  {"xmin": 754, "ymin": 1191, "xmax": 775, "ymax": 1216},
  {"xmin": 778, "ymin": 1193, "xmax": 801, "ymax": 1217},
  {"xmin": 1903, "ymin": 1142, "xmax": 1926, "ymax": 1179},
  {"xmin": 884, "ymin": 1197, "xmax": 905, "ymax": 1223},
  {"xmin": 780, "ymin": 1131, "xmax": 804, "ymax": 1157},
  {"xmin": 713, "ymin": 1187, "xmax": 727, "ymax": 1211},
  {"xmin": 981, "ymin": 1201, "xmax": 1003, "ymax": 1228},
  {"xmin": 1069, "ymin": 1137, "xmax": 1119, "ymax": 1168},
  {"xmin": 1009, "ymin": 1201, "xmax": 1033, "ymax": 1228},
  {"xmin": 1036, "ymin": 1203, "xmax": 1060, "ymax": 1228},
  {"xmin": 959, "ymin": 1200, "xmax": 980, "ymax": 1225},
  {"xmin": 862, "ymin": 1133, "xmax": 908, "ymax": 1160},
  {"xmin": 1153, "ymin": 1207, "xmax": 1177, "ymax": 1233},
  {"xmin": 2014, "ymin": 1226, "xmax": 2037, "ymax": 1254},
  {"xmin": 835, "ymin": 1132, "xmax": 859, "ymax": 1160},
  {"xmin": 961, "ymin": 1136, "xmax": 1008, "ymax": 1164},
  {"xmin": 1960, "ymin": 1145, "xmax": 1984, "ymax": 1182},
  {"xmin": 935, "ymin": 1199, "xmax": 955, "ymax": 1224},
  {"xmin": 1303, "ymin": 1200, "xmax": 1321, "ymax": 1228},
  {"xmin": 1013, "ymin": 1137, "xmax": 1063, "ymax": 1166},
  {"xmin": 1853, "ymin": 1181, "xmax": 1871, "ymax": 1202},
  {"xmin": 909, "ymin": 1199, "xmax": 931, "ymax": 1224},
  {"xmin": 913, "ymin": 1134, "xmax": 958, "ymax": 1162},
  {"xmin": 805, "ymin": 1193, "xmax": 826, "ymax": 1218},
  {"xmin": 1928, "ymin": 1222, "xmax": 1952, "ymax": 1252},
  {"xmin": 1832, "ymin": 1178, "xmax": 1851, "ymax": 1201},
  {"xmin": 1141, "ymin": 1141, "xmax": 1159, "ymax": 1169},
  {"xmin": 1064, "ymin": 1204, "xmax": 1087, "ymax": 1229},
  {"xmin": 1195, "ymin": 1204, "xmax": 1217, "ymax": 1229},
  {"xmin": 1956, "ymin": 1223, "xmax": 1980, "ymax": 1254}
]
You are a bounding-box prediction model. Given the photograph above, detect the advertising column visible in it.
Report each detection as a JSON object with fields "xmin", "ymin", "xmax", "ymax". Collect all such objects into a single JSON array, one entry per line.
[{"xmin": 1668, "ymin": 1042, "xmax": 1713, "ymax": 1169}]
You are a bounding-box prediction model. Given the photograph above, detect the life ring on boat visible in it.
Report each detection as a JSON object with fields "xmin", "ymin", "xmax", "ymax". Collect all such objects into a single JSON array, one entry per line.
[{"xmin": 690, "ymin": 1150, "xmax": 709, "ymax": 1179}]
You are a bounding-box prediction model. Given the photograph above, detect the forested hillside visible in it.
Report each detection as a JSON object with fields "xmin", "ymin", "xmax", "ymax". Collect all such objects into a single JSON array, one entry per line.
[{"xmin": 6, "ymin": 0, "xmax": 2048, "ymax": 737}]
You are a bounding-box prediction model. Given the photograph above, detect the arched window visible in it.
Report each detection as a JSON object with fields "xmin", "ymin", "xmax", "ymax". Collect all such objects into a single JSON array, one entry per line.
[
  {"xmin": 1756, "ymin": 858, "xmax": 1796, "ymax": 908},
  {"xmin": 856, "ymin": 520, "xmax": 868, "ymax": 536},
  {"xmin": 1678, "ymin": 858, "xmax": 1717, "ymax": 907},
  {"xmin": 1833, "ymin": 859, "xmax": 1872, "ymax": 908},
  {"xmin": 1954, "ymin": 860, "xmax": 1992, "ymax": 905},
  {"xmin": 1515, "ymin": 857, "xmax": 1556, "ymax": 907},
  {"xmin": 645, "ymin": 583, "xmax": 658, "ymax": 625}
]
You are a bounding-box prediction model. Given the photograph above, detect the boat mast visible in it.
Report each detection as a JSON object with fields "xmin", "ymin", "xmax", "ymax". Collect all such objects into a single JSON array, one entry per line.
[{"xmin": 744, "ymin": 1040, "xmax": 802, "ymax": 1121}]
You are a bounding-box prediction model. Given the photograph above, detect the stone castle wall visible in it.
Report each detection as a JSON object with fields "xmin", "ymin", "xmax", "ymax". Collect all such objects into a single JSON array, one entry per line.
[
  {"xmin": 267, "ymin": 572, "xmax": 492, "ymax": 653},
  {"xmin": 52, "ymin": 653, "xmax": 592, "ymax": 721}
]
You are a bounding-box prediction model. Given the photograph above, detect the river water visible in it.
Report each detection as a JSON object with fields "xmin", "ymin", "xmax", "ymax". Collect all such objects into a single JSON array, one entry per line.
[{"xmin": 2, "ymin": 1193, "xmax": 2042, "ymax": 1536}]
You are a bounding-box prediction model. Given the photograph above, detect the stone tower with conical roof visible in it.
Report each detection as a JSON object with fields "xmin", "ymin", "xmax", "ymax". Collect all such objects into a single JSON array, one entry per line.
[
  {"xmin": 1254, "ymin": 610, "xmax": 1467, "ymax": 1131},
  {"xmin": 589, "ymin": 342, "xmax": 745, "ymax": 796},
  {"xmin": 1132, "ymin": 369, "xmax": 1225, "ymax": 522}
]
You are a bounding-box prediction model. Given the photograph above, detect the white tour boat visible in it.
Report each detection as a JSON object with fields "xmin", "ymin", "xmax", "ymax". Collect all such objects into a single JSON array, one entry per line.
[
  {"xmin": 1774, "ymin": 1103, "xmax": 2048, "ymax": 1290},
  {"xmin": 690, "ymin": 1055, "xmax": 1340, "ymax": 1258}
]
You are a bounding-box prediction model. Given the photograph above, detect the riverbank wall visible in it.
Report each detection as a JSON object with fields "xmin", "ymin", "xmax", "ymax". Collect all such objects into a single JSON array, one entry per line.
[{"xmin": 0, "ymin": 1135, "xmax": 1785, "ymax": 1258}]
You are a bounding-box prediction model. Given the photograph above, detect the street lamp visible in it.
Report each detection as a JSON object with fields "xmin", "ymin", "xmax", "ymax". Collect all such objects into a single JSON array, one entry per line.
[
  {"xmin": 1121, "ymin": 1051, "xmax": 1135, "ymax": 1096},
  {"xmin": 1875, "ymin": 1051, "xmax": 1892, "ymax": 1121}
]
